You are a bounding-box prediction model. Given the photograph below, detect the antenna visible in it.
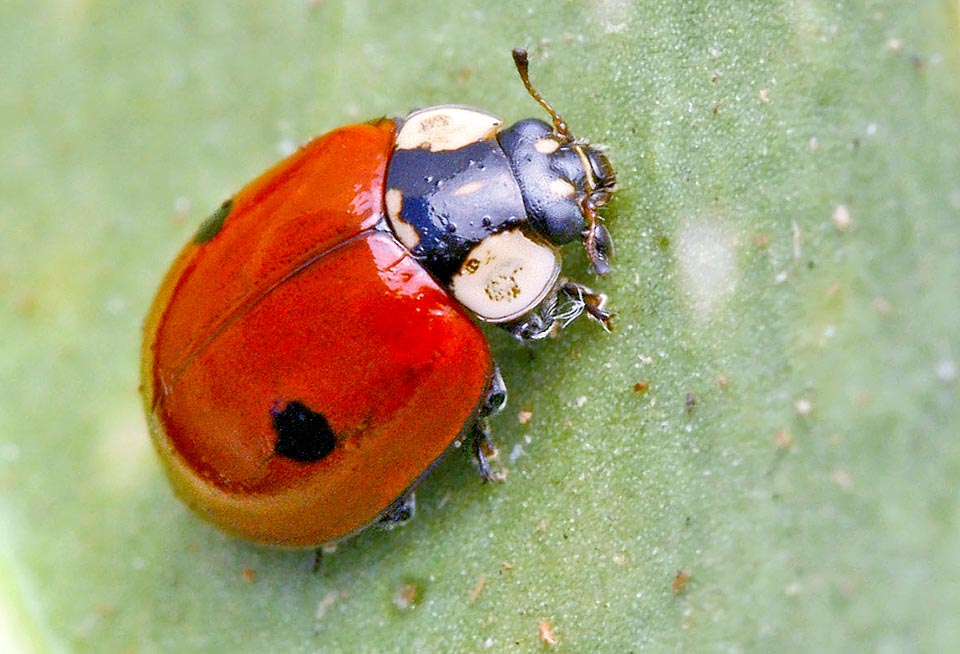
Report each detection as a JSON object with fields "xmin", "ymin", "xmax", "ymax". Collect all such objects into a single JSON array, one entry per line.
[{"xmin": 512, "ymin": 48, "xmax": 573, "ymax": 142}]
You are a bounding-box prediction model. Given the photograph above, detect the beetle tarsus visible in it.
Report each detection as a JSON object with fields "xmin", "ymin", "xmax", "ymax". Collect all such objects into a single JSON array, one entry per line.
[
  {"xmin": 560, "ymin": 281, "xmax": 613, "ymax": 331},
  {"xmin": 470, "ymin": 421, "xmax": 499, "ymax": 483}
]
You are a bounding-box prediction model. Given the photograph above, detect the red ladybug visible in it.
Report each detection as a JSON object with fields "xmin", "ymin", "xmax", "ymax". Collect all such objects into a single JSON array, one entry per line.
[{"xmin": 141, "ymin": 49, "xmax": 616, "ymax": 547}]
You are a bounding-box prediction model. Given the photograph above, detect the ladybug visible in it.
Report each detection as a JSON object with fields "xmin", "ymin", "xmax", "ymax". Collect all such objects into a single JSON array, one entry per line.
[{"xmin": 141, "ymin": 49, "xmax": 616, "ymax": 547}]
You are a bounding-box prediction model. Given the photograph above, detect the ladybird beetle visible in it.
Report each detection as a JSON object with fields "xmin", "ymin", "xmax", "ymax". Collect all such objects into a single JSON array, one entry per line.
[{"xmin": 141, "ymin": 49, "xmax": 616, "ymax": 547}]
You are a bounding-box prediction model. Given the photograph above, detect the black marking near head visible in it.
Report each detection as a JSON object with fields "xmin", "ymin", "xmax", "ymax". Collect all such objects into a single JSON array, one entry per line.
[
  {"xmin": 271, "ymin": 401, "xmax": 336, "ymax": 463},
  {"xmin": 193, "ymin": 198, "xmax": 234, "ymax": 244}
]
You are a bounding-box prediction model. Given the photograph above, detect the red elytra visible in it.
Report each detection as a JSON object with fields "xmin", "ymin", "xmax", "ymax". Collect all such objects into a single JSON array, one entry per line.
[
  {"xmin": 142, "ymin": 120, "xmax": 492, "ymax": 546},
  {"xmin": 142, "ymin": 50, "xmax": 616, "ymax": 548}
]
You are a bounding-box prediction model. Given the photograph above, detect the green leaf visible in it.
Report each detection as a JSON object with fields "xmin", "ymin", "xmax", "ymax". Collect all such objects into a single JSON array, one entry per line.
[{"xmin": 1, "ymin": 1, "xmax": 958, "ymax": 652}]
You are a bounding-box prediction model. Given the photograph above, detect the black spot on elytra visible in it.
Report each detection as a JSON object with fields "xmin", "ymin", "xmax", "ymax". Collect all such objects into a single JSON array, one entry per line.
[
  {"xmin": 271, "ymin": 401, "xmax": 336, "ymax": 463},
  {"xmin": 193, "ymin": 198, "xmax": 233, "ymax": 244}
]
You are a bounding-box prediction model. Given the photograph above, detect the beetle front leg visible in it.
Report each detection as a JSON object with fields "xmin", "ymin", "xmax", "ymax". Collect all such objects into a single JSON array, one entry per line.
[
  {"xmin": 559, "ymin": 280, "xmax": 613, "ymax": 331},
  {"xmin": 502, "ymin": 278, "xmax": 612, "ymax": 341}
]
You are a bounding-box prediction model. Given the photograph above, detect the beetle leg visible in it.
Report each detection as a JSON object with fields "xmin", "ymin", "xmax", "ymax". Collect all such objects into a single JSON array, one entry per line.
[
  {"xmin": 558, "ymin": 280, "xmax": 613, "ymax": 331},
  {"xmin": 481, "ymin": 364, "xmax": 507, "ymax": 418},
  {"xmin": 470, "ymin": 421, "xmax": 498, "ymax": 482},
  {"xmin": 471, "ymin": 421, "xmax": 504, "ymax": 483},
  {"xmin": 377, "ymin": 492, "xmax": 417, "ymax": 528},
  {"xmin": 366, "ymin": 367, "xmax": 508, "ymax": 531},
  {"xmin": 469, "ymin": 364, "xmax": 507, "ymax": 482},
  {"xmin": 503, "ymin": 278, "xmax": 613, "ymax": 341}
]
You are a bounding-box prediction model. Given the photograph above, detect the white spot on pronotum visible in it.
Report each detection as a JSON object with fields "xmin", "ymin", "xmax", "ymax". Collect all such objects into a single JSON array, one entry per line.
[
  {"xmin": 676, "ymin": 218, "xmax": 738, "ymax": 316},
  {"xmin": 385, "ymin": 188, "xmax": 402, "ymax": 218},
  {"xmin": 395, "ymin": 106, "xmax": 501, "ymax": 152},
  {"xmin": 385, "ymin": 188, "xmax": 420, "ymax": 250},
  {"xmin": 453, "ymin": 180, "xmax": 486, "ymax": 196}
]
